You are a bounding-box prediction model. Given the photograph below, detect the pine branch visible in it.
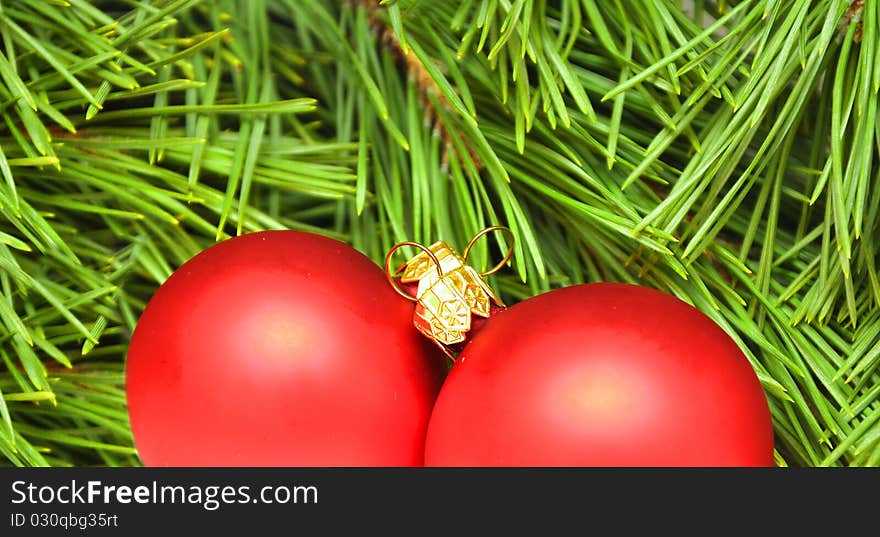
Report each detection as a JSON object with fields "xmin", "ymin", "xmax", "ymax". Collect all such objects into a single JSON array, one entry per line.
[
  {"xmin": 0, "ymin": 0, "xmax": 354, "ymax": 466},
  {"xmin": 0, "ymin": 0, "xmax": 877, "ymax": 467}
]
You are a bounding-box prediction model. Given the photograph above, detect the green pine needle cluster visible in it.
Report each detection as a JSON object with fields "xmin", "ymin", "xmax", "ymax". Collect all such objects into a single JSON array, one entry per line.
[{"xmin": 0, "ymin": 0, "xmax": 878, "ymax": 467}]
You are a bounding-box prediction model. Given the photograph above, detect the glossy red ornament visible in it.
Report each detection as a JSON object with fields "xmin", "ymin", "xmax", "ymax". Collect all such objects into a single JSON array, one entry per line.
[
  {"xmin": 424, "ymin": 283, "xmax": 774, "ymax": 466},
  {"xmin": 126, "ymin": 231, "xmax": 445, "ymax": 466}
]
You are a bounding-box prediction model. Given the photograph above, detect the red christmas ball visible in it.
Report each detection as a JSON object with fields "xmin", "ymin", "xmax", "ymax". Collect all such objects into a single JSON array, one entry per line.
[
  {"xmin": 126, "ymin": 231, "xmax": 445, "ymax": 466},
  {"xmin": 424, "ymin": 283, "xmax": 774, "ymax": 466}
]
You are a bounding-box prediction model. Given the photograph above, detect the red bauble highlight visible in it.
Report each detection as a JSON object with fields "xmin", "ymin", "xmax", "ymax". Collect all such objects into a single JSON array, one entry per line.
[
  {"xmin": 424, "ymin": 283, "xmax": 774, "ymax": 466},
  {"xmin": 126, "ymin": 231, "xmax": 445, "ymax": 466}
]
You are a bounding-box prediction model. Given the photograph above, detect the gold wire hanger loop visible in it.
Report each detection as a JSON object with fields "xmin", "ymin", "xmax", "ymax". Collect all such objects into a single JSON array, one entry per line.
[
  {"xmin": 384, "ymin": 241, "xmax": 444, "ymax": 302},
  {"xmin": 462, "ymin": 225, "xmax": 516, "ymax": 277}
]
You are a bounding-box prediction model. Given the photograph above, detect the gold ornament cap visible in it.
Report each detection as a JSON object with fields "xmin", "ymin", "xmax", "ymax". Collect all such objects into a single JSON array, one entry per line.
[{"xmin": 385, "ymin": 226, "xmax": 514, "ymax": 358}]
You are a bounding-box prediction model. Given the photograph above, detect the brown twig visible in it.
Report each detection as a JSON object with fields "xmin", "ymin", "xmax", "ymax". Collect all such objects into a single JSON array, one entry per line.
[
  {"xmin": 355, "ymin": 1, "xmax": 483, "ymax": 170},
  {"xmin": 844, "ymin": 0, "xmax": 864, "ymax": 43}
]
